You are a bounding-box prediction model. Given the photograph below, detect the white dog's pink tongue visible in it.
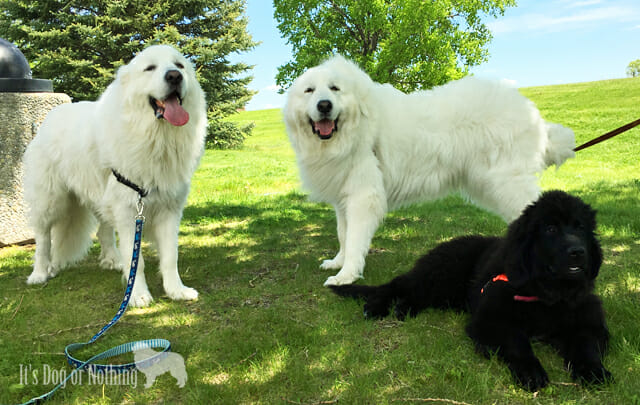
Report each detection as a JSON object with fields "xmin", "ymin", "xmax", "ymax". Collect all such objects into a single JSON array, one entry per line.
[
  {"xmin": 163, "ymin": 96, "xmax": 189, "ymax": 126},
  {"xmin": 314, "ymin": 119, "xmax": 335, "ymax": 136}
]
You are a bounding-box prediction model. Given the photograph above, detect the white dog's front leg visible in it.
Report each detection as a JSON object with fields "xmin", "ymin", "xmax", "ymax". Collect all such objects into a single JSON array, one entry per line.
[
  {"xmin": 323, "ymin": 191, "xmax": 386, "ymax": 286},
  {"xmin": 320, "ymin": 205, "xmax": 347, "ymax": 270},
  {"xmin": 97, "ymin": 221, "xmax": 122, "ymax": 270},
  {"xmin": 27, "ymin": 226, "xmax": 53, "ymax": 285},
  {"xmin": 118, "ymin": 219, "xmax": 153, "ymax": 307},
  {"xmin": 152, "ymin": 211, "xmax": 198, "ymax": 302}
]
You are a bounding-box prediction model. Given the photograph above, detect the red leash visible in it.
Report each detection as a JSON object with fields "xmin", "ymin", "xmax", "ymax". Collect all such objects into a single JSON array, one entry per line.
[{"xmin": 574, "ymin": 117, "xmax": 640, "ymax": 152}]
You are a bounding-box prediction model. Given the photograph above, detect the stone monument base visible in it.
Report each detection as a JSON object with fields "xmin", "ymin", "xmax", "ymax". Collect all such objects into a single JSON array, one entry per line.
[{"xmin": 0, "ymin": 92, "xmax": 71, "ymax": 247}]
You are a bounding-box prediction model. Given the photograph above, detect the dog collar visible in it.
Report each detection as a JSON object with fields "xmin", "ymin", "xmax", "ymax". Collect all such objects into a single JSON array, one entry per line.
[
  {"xmin": 112, "ymin": 169, "xmax": 149, "ymax": 198},
  {"xmin": 480, "ymin": 273, "xmax": 540, "ymax": 302}
]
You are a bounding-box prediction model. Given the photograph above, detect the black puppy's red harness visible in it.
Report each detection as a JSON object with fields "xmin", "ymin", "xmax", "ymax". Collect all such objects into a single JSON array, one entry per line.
[{"xmin": 481, "ymin": 274, "xmax": 540, "ymax": 302}]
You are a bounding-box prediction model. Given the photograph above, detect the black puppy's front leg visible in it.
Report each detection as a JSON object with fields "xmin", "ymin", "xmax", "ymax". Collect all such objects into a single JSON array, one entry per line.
[
  {"xmin": 568, "ymin": 357, "xmax": 611, "ymax": 386},
  {"xmin": 562, "ymin": 332, "xmax": 611, "ymax": 385},
  {"xmin": 558, "ymin": 299, "xmax": 612, "ymax": 385},
  {"xmin": 468, "ymin": 323, "xmax": 549, "ymax": 391},
  {"xmin": 502, "ymin": 335, "xmax": 549, "ymax": 391}
]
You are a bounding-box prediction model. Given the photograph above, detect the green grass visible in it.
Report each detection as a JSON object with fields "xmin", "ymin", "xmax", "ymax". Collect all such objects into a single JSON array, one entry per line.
[{"xmin": 2, "ymin": 78, "xmax": 640, "ymax": 404}]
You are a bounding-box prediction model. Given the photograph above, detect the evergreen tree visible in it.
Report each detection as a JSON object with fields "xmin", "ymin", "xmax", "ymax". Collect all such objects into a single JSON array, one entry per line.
[{"xmin": 0, "ymin": 0, "xmax": 257, "ymax": 148}]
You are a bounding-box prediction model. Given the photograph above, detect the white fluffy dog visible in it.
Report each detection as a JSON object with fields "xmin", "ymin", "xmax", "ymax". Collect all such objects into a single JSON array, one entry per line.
[
  {"xmin": 284, "ymin": 56, "xmax": 575, "ymax": 286},
  {"xmin": 23, "ymin": 45, "xmax": 207, "ymax": 307}
]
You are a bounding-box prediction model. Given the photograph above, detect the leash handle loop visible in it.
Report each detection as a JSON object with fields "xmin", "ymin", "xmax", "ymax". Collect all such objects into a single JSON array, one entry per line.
[{"xmin": 20, "ymin": 214, "xmax": 173, "ymax": 404}]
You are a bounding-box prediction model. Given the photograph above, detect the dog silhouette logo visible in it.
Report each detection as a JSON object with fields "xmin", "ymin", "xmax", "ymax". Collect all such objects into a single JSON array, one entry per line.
[{"xmin": 133, "ymin": 345, "xmax": 187, "ymax": 388}]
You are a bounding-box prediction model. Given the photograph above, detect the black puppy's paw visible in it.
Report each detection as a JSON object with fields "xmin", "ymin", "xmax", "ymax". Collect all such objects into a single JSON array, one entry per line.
[
  {"xmin": 510, "ymin": 359, "xmax": 549, "ymax": 391},
  {"xmin": 363, "ymin": 298, "xmax": 391, "ymax": 319},
  {"xmin": 570, "ymin": 363, "xmax": 613, "ymax": 386},
  {"xmin": 393, "ymin": 299, "xmax": 412, "ymax": 320}
]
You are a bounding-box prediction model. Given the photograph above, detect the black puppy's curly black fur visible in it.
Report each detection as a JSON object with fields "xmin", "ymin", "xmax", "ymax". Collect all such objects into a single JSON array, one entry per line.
[{"xmin": 331, "ymin": 190, "xmax": 611, "ymax": 391}]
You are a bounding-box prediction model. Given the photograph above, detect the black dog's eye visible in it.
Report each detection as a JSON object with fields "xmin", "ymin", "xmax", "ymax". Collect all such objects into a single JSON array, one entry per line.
[
  {"xmin": 330, "ymin": 85, "xmax": 340, "ymax": 91},
  {"xmin": 175, "ymin": 62, "xmax": 184, "ymax": 69},
  {"xmin": 546, "ymin": 225, "xmax": 558, "ymax": 234},
  {"xmin": 574, "ymin": 220, "xmax": 585, "ymax": 230},
  {"xmin": 304, "ymin": 87, "xmax": 314, "ymax": 94},
  {"xmin": 144, "ymin": 65, "xmax": 156, "ymax": 72}
]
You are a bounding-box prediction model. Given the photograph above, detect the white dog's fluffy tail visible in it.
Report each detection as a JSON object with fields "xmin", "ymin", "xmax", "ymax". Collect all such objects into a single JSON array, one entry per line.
[
  {"xmin": 544, "ymin": 123, "xmax": 575, "ymax": 168},
  {"xmin": 50, "ymin": 196, "xmax": 96, "ymax": 267}
]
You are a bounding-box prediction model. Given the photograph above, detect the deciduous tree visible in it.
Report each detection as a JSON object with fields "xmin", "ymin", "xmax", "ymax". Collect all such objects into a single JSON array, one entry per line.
[
  {"xmin": 627, "ymin": 59, "xmax": 640, "ymax": 78},
  {"xmin": 274, "ymin": 0, "xmax": 516, "ymax": 92}
]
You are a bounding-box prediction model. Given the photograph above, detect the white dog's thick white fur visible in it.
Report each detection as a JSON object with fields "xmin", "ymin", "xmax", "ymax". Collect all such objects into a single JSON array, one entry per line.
[
  {"xmin": 284, "ymin": 56, "xmax": 575, "ymax": 286},
  {"xmin": 23, "ymin": 45, "xmax": 207, "ymax": 307}
]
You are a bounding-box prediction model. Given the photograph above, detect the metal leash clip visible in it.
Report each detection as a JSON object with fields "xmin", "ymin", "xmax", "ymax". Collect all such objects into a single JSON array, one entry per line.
[{"xmin": 136, "ymin": 194, "xmax": 146, "ymax": 222}]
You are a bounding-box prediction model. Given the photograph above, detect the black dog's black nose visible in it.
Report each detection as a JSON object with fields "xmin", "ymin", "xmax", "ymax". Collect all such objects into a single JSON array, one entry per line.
[
  {"xmin": 568, "ymin": 246, "xmax": 585, "ymax": 257},
  {"xmin": 165, "ymin": 70, "xmax": 183, "ymax": 86},
  {"xmin": 317, "ymin": 100, "xmax": 332, "ymax": 114}
]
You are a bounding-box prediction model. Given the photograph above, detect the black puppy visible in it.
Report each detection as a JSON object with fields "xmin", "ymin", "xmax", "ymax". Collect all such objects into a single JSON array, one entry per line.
[{"xmin": 331, "ymin": 190, "xmax": 611, "ymax": 391}]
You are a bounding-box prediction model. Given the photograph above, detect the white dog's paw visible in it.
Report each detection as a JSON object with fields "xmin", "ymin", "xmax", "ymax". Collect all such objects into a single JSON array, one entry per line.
[
  {"xmin": 165, "ymin": 285, "xmax": 199, "ymax": 301},
  {"xmin": 129, "ymin": 290, "xmax": 154, "ymax": 307},
  {"xmin": 99, "ymin": 251, "xmax": 122, "ymax": 270},
  {"xmin": 27, "ymin": 270, "xmax": 49, "ymax": 285},
  {"xmin": 125, "ymin": 269, "xmax": 153, "ymax": 306},
  {"xmin": 320, "ymin": 258, "xmax": 343, "ymax": 270},
  {"xmin": 47, "ymin": 264, "xmax": 60, "ymax": 278},
  {"xmin": 27, "ymin": 264, "xmax": 60, "ymax": 285},
  {"xmin": 323, "ymin": 272, "xmax": 362, "ymax": 286}
]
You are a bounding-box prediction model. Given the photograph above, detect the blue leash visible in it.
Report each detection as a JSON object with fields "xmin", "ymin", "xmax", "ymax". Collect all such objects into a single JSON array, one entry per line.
[{"xmin": 21, "ymin": 197, "xmax": 172, "ymax": 404}]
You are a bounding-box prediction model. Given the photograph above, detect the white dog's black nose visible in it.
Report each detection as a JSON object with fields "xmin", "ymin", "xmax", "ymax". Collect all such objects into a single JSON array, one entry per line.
[
  {"xmin": 317, "ymin": 100, "xmax": 332, "ymax": 114},
  {"xmin": 165, "ymin": 70, "xmax": 183, "ymax": 86}
]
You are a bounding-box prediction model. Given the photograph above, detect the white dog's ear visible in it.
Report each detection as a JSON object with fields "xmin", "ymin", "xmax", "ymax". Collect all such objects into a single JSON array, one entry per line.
[
  {"xmin": 354, "ymin": 73, "xmax": 373, "ymax": 118},
  {"xmin": 346, "ymin": 58, "xmax": 374, "ymax": 118},
  {"xmin": 115, "ymin": 63, "xmax": 131, "ymax": 86},
  {"xmin": 358, "ymin": 91, "xmax": 370, "ymax": 117}
]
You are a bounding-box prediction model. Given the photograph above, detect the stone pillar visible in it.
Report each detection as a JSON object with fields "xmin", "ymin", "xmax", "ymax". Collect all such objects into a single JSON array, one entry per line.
[{"xmin": 0, "ymin": 92, "xmax": 71, "ymax": 246}]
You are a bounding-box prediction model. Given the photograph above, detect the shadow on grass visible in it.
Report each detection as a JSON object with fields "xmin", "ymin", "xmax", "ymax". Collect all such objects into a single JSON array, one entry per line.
[
  {"xmin": 3, "ymin": 180, "xmax": 640, "ymax": 403},
  {"xmin": 175, "ymin": 181, "xmax": 638, "ymax": 402}
]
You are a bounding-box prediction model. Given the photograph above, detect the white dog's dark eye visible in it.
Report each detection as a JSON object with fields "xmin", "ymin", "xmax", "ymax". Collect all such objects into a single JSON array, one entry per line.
[
  {"xmin": 330, "ymin": 85, "xmax": 340, "ymax": 91},
  {"xmin": 175, "ymin": 62, "xmax": 185, "ymax": 69},
  {"xmin": 144, "ymin": 65, "xmax": 156, "ymax": 72},
  {"xmin": 304, "ymin": 87, "xmax": 314, "ymax": 94}
]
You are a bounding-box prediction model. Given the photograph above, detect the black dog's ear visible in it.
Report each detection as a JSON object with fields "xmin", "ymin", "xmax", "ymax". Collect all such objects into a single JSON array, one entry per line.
[
  {"xmin": 587, "ymin": 209, "xmax": 603, "ymax": 280},
  {"xmin": 503, "ymin": 207, "xmax": 535, "ymax": 288},
  {"xmin": 589, "ymin": 234, "xmax": 603, "ymax": 279}
]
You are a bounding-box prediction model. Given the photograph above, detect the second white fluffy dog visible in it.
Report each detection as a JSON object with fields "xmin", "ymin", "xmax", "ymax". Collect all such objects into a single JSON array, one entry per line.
[
  {"xmin": 284, "ymin": 56, "xmax": 575, "ymax": 287},
  {"xmin": 23, "ymin": 45, "xmax": 207, "ymax": 307}
]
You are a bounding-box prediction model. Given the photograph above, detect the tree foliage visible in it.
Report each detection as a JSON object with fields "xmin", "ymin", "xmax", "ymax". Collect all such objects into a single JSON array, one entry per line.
[
  {"xmin": 627, "ymin": 59, "xmax": 640, "ymax": 78},
  {"xmin": 274, "ymin": 0, "xmax": 516, "ymax": 92},
  {"xmin": 0, "ymin": 0, "xmax": 257, "ymax": 148}
]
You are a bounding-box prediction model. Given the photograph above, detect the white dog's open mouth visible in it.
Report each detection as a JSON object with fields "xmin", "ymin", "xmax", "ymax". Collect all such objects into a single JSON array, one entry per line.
[
  {"xmin": 150, "ymin": 92, "xmax": 189, "ymax": 126},
  {"xmin": 309, "ymin": 117, "xmax": 338, "ymax": 140}
]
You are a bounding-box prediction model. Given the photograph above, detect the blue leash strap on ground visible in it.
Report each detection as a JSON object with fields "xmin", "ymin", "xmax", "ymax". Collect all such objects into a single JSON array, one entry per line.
[
  {"xmin": 20, "ymin": 202, "xmax": 173, "ymax": 404},
  {"xmin": 88, "ymin": 218, "xmax": 142, "ymax": 346}
]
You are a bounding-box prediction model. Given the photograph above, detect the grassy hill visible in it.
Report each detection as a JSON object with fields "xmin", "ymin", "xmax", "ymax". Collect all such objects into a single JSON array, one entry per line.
[{"xmin": 2, "ymin": 77, "xmax": 639, "ymax": 404}]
